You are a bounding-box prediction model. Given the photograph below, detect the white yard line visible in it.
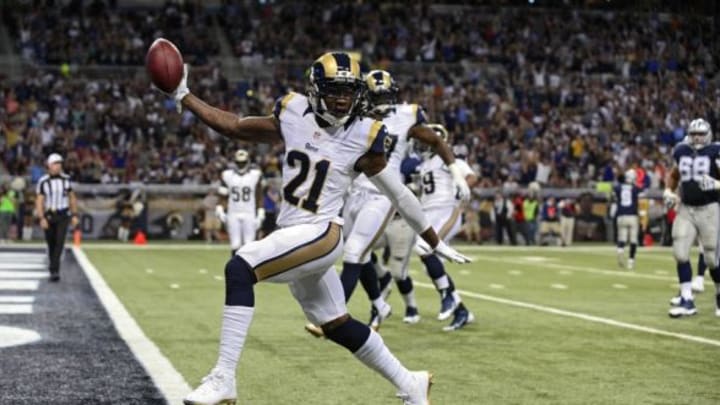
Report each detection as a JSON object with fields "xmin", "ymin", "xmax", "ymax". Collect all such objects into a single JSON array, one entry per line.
[
  {"xmin": 0, "ymin": 304, "xmax": 33, "ymax": 314},
  {"xmin": 476, "ymin": 255, "xmax": 674, "ymax": 282},
  {"xmin": 0, "ymin": 263, "xmax": 48, "ymax": 270},
  {"xmin": 0, "ymin": 271, "xmax": 48, "ymax": 279},
  {"xmin": 0, "ymin": 280, "xmax": 39, "ymax": 290},
  {"xmin": 73, "ymin": 247, "xmax": 191, "ymax": 403},
  {"xmin": 415, "ymin": 282, "xmax": 720, "ymax": 348},
  {"xmin": 0, "ymin": 295, "xmax": 35, "ymax": 303}
]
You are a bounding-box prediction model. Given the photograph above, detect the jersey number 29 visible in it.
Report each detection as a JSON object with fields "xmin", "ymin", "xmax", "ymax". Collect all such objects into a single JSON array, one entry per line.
[
  {"xmin": 678, "ymin": 156, "xmax": 710, "ymax": 182},
  {"xmin": 283, "ymin": 150, "xmax": 330, "ymax": 213}
]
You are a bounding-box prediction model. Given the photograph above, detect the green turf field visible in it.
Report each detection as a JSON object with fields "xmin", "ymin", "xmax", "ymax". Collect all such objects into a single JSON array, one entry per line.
[{"xmin": 83, "ymin": 244, "xmax": 720, "ymax": 405}]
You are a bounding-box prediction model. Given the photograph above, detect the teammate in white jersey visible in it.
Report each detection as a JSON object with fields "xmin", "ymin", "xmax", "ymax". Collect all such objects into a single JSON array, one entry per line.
[
  {"xmin": 414, "ymin": 124, "xmax": 479, "ymax": 330},
  {"xmin": 333, "ymin": 70, "xmax": 471, "ymax": 332},
  {"xmin": 216, "ymin": 149, "xmax": 264, "ymax": 255},
  {"xmin": 164, "ymin": 52, "xmax": 471, "ymax": 405}
]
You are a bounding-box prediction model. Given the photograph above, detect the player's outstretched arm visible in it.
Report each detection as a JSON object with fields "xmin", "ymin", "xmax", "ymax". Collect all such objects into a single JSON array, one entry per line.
[
  {"xmin": 409, "ymin": 125, "xmax": 472, "ymax": 200},
  {"xmin": 357, "ymin": 151, "xmax": 471, "ymax": 264},
  {"xmin": 181, "ymin": 94, "xmax": 282, "ymax": 143}
]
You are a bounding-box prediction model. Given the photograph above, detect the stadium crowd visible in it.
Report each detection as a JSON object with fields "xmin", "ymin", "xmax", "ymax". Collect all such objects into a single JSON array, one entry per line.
[
  {"xmin": 1, "ymin": 2, "xmax": 719, "ymax": 192},
  {"xmin": 4, "ymin": 0, "xmax": 218, "ymax": 65}
]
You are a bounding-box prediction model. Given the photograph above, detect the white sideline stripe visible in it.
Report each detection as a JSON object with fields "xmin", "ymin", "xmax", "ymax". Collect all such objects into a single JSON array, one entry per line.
[
  {"xmin": 0, "ymin": 304, "xmax": 33, "ymax": 314},
  {"xmin": 477, "ymin": 256, "xmax": 674, "ymax": 282},
  {"xmin": 0, "ymin": 295, "xmax": 35, "ymax": 303},
  {"xmin": 0, "ymin": 271, "xmax": 48, "ymax": 279},
  {"xmin": 415, "ymin": 282, "xmax": 720, "ymax": 348},
  {"xmin": 0, "ymin": 280, "xmax": 39, "ymax": 290},
  {"xmin": 72, "ymin": 247, "xmax": 191, "ymax": 403},
  {"xmin": 0, "ymin": 264, "xmax": 47, "ymax": 270}
]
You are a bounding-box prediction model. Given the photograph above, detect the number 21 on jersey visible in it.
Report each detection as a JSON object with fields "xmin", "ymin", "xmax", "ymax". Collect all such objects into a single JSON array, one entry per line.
[
  {"xmin": 678, "ymin": 155, "xmax": 710, "ymax": 182},
  {"xmin": 283, "ymin": 150, "xmax": 330, "ymax": 213}
]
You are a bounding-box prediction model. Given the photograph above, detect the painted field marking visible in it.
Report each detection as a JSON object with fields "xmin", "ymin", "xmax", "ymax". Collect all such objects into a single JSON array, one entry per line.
[
  {"xmin": 213, "ymin": 275, "xmax": 223, "ymax": 281},
  {"xmin": 459, "ymin": 270, "xmax": 471, "ymax": 276},
  {"xmin": 508, "ymin": 270, "xmax": 523, "ymax": 276},
  {"xmin": 73, "ymin": 247, "xmax": 191, "ymax": 403},
  {"xmin": 489, "ymin": 284, "xmax": 505, "ymax": 289},
  {"xmin": 613, "ymin": 284, "xmax": 628, "ymax": 289},
  {"xmin": 558, "ymin": 270, "xmax": 572, "ymax": 275},
  {"xmin": 0, "ymin": 263, "xmax": 47, "ymax": 271},
  {"xmin": 0, "ymin": 304, "xmax": 33, "ymax": 314},
  {"xmin": 0, "ymin": 271, "xmax": 48, "ymax": 279},
  {"xmin": 0, "ymin": 326, "xmax": 41, "ymax": 348},
  {"xmin": 551, "ymin": 283, "xmax": 568, "ymax": 290},
  {"xmin": 0, "ymin": 296, "xmax": 35, "ymax": 303},
  {"xmin": 170, "ymin": 284, "xmax": 180, "ymax": 289},
  {"xmin": 146, "ymin": 269, "xmax": 154, "ymax": 274},
  {"xmin": 476, "ymin": 256, "xmax": 673, "ymax": 282},
  {"xmin": 0, "ymin": 280, "xmax": 39, "ymax": 290},
  {"xmin": 198, "ymin": 269, "xmax": 208, "ymax": 274},
  {"xmin": 414, "ymin": 282, "xmax": 720, "ymax": 348}
]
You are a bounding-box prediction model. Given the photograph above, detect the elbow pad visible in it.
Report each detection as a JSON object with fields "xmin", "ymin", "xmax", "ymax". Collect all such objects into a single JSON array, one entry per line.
[{"xmin": 368, "ymin": 166, "xmax": 430, "ymax": 235}]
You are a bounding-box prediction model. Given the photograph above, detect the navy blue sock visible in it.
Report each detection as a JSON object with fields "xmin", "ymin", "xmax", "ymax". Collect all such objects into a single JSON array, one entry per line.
[
  {"xmin": 341, "ymin": 262, "xmax": 363, "ymax": 302},
  {"xmin": 629, "ymin": 244, "xmax": 637, "ymax": 260},
  {"xmin": 447, "ymin": 274, "xmax": 456, "ymax": 293},
  {"xmin": 422, "ymin": 254, "xmax": 446, "ymax": 280},
  {"xmin": 709, "ymin": 267, "xmax": 720, "ymax": 284},
  {"xmin": 382, "ymin": 246, "xmax": 391, "ymax": 265},
  {"xmin": 378, "ymin": 271, "xmax": 392, "ymax": 293},
  {"xmin": 225, "ymin": 256, "xmax": 257, "ymax": 306},
  {"xmin": 698, "ymin": 253, "xmax": 707, "ymax": 277},
  {"xmin": 617, "ymin": 241, "xmax": 626, "ymax": 249},
  {"xmin": 677, "ymin": 262, "xmax": 692, "ymax": 283},
  {"xmin": 396, "ymin": 276, "xmax": 413, "ymax": 295},
  {"xmin": 360, "ymin": 261, "xmax": 381, "ymax": 301},
  {"xmin": 231, "ymin": 249, "xmax": 238, "ymax": 258},
  {"xmin": 324, "ymin": 318, "xmax": 371, "ymax": 353}
]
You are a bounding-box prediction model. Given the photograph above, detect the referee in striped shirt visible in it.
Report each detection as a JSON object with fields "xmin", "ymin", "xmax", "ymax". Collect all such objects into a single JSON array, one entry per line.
[{"xmin": 35, "ymin": 153, "xmax": 78, "ymax": 282}]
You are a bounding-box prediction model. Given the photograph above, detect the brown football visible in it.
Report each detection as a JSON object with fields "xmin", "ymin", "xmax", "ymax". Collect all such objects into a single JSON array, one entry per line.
[{"xmin": 145, "ymin": 38, "xmax": 184, "ymax": 93}]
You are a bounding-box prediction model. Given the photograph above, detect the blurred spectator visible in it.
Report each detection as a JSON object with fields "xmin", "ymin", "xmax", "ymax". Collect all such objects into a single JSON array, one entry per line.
[
  {"xmin": 522, "ymin": 189, "xmax": 540, "ymax": 245},
  {"xmin": 491, "ymin": 192, "xmax": 515, "ymax": 245},
  {"xmin": 559, "ymin": 198, "xmax": 577, "ymax": 247},
  {"xmin": 539, "ymin": 196, "xmax": 562, "ymax": 246},
  {"xmin": 463, "ymin": 198, "xmax": 481, "ymax": 243},
  {"xmin": 0, "ymin": 185, "xmax": 17, "ymax": 243}
]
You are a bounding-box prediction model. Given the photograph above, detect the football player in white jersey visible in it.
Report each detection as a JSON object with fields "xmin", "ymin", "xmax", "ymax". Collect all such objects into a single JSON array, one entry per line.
[
  {"xmin": 164, "ymin": 52, "xmax": 471, "ymax": 405},
  {"xmin": 216, "ymin": 149, "xmax": 264, "ymax": 255},
  {"xmin": 330, "ymin": 70, "xmax": 471, "ymax": 332},
  {"xmin": 414, "ymin": 124, "xmax": 479, "ymax": 330}
]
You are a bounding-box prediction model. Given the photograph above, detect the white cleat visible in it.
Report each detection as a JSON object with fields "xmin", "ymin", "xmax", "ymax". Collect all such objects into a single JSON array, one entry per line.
[
  {"xmin": 691, "ymin": 276, "xmax": 705, "ymax": 293},
  {"xmin": 668, "ymin": 298, "xmax": 697, "ymax": 318},
  {"xmin": 184, "ymin": 367, "xmax": 237, "ymax": 405},
  {"xmin": 304, "ymin": 323, "xmax": 324, "ymax": 338},
  {"xmin": 716, "ymin": 308, "xmax": 720, "ymax": 317},
  {"xmin": 669, "ymin": 295, "xmax": 682, "ymax": 306},
  {"xmin": 626, "ymin": 259, "xmax": 635, "ymax": 271},
  {"xmin": 403, "ymin": 307, "xmax": 421, "ymax": 324},
  {"xmin": 617, "ymin": 252, "xmax": 625, "ymax": 268},
  {"xmin": 396, "ymin": 371, "xmax": 433, "ymax": 405},
  {"xmin": 370, "ymin": 303, "xmax": 392, "ymax": 332}
]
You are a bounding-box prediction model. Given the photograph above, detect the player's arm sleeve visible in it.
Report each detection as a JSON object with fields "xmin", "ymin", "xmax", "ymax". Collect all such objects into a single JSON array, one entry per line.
[
  {"xmin": 218, "ymin": 171, "xmax": 229, "ymax": 196},
  {"xmin": 411, "ymin": 104, "xmax": 428, "ymax": 127},
  {"xmin": 367, "ymin": 121, "xmax": 390, "ymax": 154},
  {"xmin": 368, "ymin": 166, "xmax": 430, "ymax": 236}
]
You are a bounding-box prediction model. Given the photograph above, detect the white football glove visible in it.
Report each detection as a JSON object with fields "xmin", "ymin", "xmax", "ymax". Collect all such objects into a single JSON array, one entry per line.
[
  {"xmin": 255, "ymin": 207, "xmax": 266, "ymax": 227},
  {"xmin": 662, "ymin": 188, "xmax": 678, "ymax": 208},
  {"xmin": 414, "ymin": 239, "xmax": 472, "ymax": 264},
  {"xmin": 215, "ymin": 205, "xmax": 227, "ymax": 224},
  {"xmin": 699, "ymin": 174, "xmax": 720, "ymax": 191},
  {"xmin": 153, "ymin": 64, "xmax": 190, "ymax": 113},
  {"xmin": 448, "ymin": 163, "xmax": 471, "ymax": 201}
]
